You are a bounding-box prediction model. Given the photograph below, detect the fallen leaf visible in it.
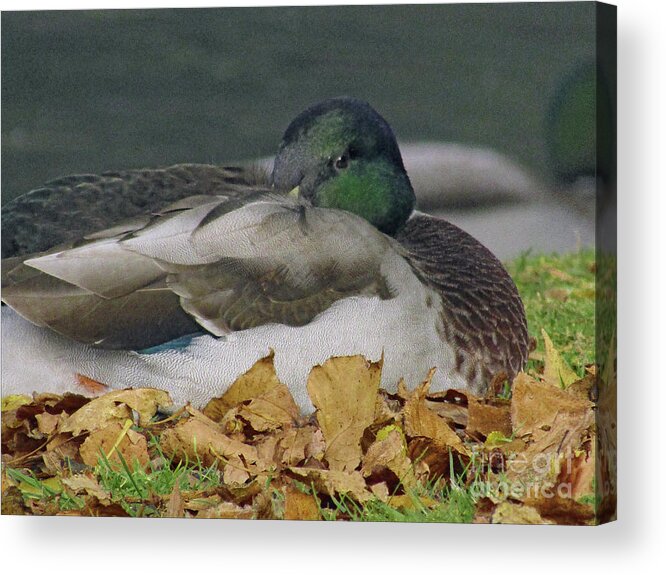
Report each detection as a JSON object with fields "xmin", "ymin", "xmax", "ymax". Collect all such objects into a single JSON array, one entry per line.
[
  {"xmin": 307, "ymin": 355, "xmax": 381, "ymax": 472},
  {"xmin": 238, "ymin": 383, "xmax": 300, "ymax": 432},
  {"xmin": 555, "ymin": 443, "xmax": 596, "ymax": 501},
  {"xmin": 196, "ymin": 501, "xmax": 254, "ymax": 519},
  {"xmin": 287, "ymin": 467, "xmax": 372, "ymax": 503},
  {"xmin": 542, "ymin": 330, "xmax": 579, "ymax": 388},
  {"xmin": 523, "ymin": 496, "xmax": 595, "ymax": 525},
  {"xmin": 160, "ymin": 408, "xmax": 258, "ymax": 471},
  {"xmin": 61, "ymin": 474, "xmax": 111, "ymax": 501},
  {"xmin": 466, "ymin": 396, "xmax": 512, "ymax": 438},
  {"xmin": 407, "ymin": 437, "xmax": 467, "ymax": 481},
  {"xmin": 35, "ymin": 411, "xmax": 63, "ymax": 435},
  {"xmin": 403, "ymin": 375, "xmax": 470, "ymax": 457},
  {"xmin": 223, "ymin": 454, "xmax": 251, "ymax": 486},
  {"xmin": 79, "ymin": 420, "xmax": 150, "ymax": 469},
  {"xmin": 423, "ymin": 389, "xmax": 469, "ymax": 427},
  {"xmin": 369, "ymin": 482, "xmax": 390, "ymax": 502},
  {"xmin": 78, "ymin": 497, "xmax": 130, "ymax": 517},
  {"xmin": 511, "ymin": 372, "xmax": 593, "ymax": 436},
  {"xmin": 164, "ymin": 482, "xmax": 185, "ymax": 518},
  {"xmin": 279, "ymin": 426, "xmax": 322, "ymax": 466},
  {"xmin": 60, "ymin": 388, "xmax": 172, "ymax": 435},
  {"xmin": 283, "ymin": 485, "xmax": 321, "ymax": 520},
  {"xmin": 492, "ymin": 501, "xmax": 554, "ymax": 524},
  {"xmin": 183, "ymin": 494, "xmax": 222, "ymax": 511},
  {"xmin": 1, "ymin": 395, "xmax": 33, "ymax": 412},
  {"xmin": 1, "ymin": 485, "xmax": 29, "ymax": 515},
  {"xmin": 203, "ymin": 352, "xmax": 282, "ymax": 420},
  {"xmin": 361, "ymin": 426, "xmax": 416, "ymax": 490},
  {"xmin": 472, "ymin": 497, "xmax": 497, "ymax": 524}
]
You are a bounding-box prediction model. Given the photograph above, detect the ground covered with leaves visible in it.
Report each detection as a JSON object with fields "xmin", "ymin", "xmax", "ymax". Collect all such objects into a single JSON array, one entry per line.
[{"xmin": 1, "ymin": 250, "xmax": 616, "ymax": 523}]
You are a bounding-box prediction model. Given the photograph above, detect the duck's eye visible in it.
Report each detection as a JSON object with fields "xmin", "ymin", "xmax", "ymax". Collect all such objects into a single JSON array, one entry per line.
[{"xmin": 334, "ymin": 153, "xmax": 349, "ymax": 170}]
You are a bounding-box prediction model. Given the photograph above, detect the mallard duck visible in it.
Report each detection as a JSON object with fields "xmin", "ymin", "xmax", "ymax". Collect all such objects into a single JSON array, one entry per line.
[{"xmin": 1, "ymin": 97, "xmax": 528, "ymax": 413}]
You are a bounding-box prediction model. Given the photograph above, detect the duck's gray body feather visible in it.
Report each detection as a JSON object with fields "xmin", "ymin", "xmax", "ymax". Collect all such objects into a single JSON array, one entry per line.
[
  {"xmin": 1, "ymin": 164, "xmax": 264, "ymax": 259},
  {"xmin": 3, "ymin": 174, "xmax": 397, "ymax": 350},
  {"xmin": 2, "ymin": 163, "xmax": 528, "ymax": 410}
]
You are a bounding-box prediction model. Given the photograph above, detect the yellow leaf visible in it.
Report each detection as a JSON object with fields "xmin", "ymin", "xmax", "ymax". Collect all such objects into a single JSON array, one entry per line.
[
  {"xmin": 60, "ymin": 388, "xmax": 172, "ymax": 435},
  {"xmin": 361, "ymin": 427, "xmax": 416, "ymax": 490},
  {"xmin": 79, "ymin": 420, "xmax": 150, "ymax": 468},
  {"xmin": 403, "ymin": 375, "xmax": 470, "ymax": 457},
  {"xmin": 307, "ymin": 355, "xmax": 381, "ymax": 472},
  {"xmin": 283, "ymin": 486, "xmax": 321, "ymax": 521},
  {"xmin": 542, "ymin": 329, "xmax": 579, "ymax": 388},
  {"xmin": 160, "ymin": 408, "xmax": 258, "ymax": 470},
  {"xmin": 1, "ymin": 395, "xmax": 32, "ymax": 411},
  {"xmin": 203, "ymin": 352, "xmax": 283, "ymax": 420}
]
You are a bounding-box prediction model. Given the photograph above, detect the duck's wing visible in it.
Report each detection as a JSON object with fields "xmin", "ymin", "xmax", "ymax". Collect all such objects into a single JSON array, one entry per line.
[
  {"xmin": 1, "ymin": 163, "xmax": 268, "ymax": 259},
  {"xmin": 3, "ymin": 195, "xmax": 397, "ymax": 349},
  {"xmin": 1, "ymin": 263, "xmax": 201, "ymax": 350},
  {"xmin": 396, "ymin": 213, "xmax": 529, "ymax": 383}
]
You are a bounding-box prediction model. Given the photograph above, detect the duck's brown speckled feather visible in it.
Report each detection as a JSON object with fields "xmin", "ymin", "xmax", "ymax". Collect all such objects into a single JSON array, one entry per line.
[{"xmin": 396, "ymin": 213, "xmax": 529, "ymax": 391}]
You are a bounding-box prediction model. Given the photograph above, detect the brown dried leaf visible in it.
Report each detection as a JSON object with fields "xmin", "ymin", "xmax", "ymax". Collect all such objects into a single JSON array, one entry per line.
[
  {"xmin": 1, "ymin": 485, "xmax": 30, "ymax": 515},
  {"xmin": 223, "ymin": 454, "xmax": 251, "ymax": 486},
  {"xmin": 279, "ymin": 426, "xmax": 322, "ymax": 467},
  {"xmin": 361, "ymin": 426, "xmax": 416, "ymax": 490},
  {"xmin": 492, "ymin": 501, "xmax": 554, "ymax": 524},
  {"xmin": 556, "ymin": 444, "xmax": 595, "ymax": 501},
  {"xmin": 183, "ymin": 494, "xmax": 222, "ymax": 511},
  {"xmin": 407, "ymin": 437, "xmax": 468, "ymax": 482},
  {"xmin": 283, "ymin": 485, "xmax": 321, "ymax": 521},
  {"xmin": 423, "ymin": 394, "xmax": 468, "ymax": 428},
  {"xmin": 35, "ymin": 411, "xmax": 63, "ymax": 436},
  {"xmin": 79, "ymin": 421, "xmax": 150, "ymax": 468},
  {"xmin": 196, "ymin": 501, "xmax": 254, "ymax": 519},
  {"xmin": 506, "ymin": 373, "xmax": 595, "ymax": 494},
  {"xmin": 288, "ymin": 467, "xmax": 372, "ymax": 502},
  {"xmin": 160, "ymin": 409, "xmax": 258, "ymax": 471},
  {"xmin": 255, "ymin": 434, "xmax": 280, "ymax": 464},
  {"xmin": 203, "ymin": 352, "xmax": 282, "ymax": 421},
  {"xmin": 466, "ymin": 396, "xmax": 512, "ymax": 438},
  {"xmin": 403, "ymin": 376, "xmax": 470, "ymax": 457},
  {"xmin": 307, "ymin": 355, "xmax": 381, "ymax": 472},
  {"xmin": 511, "ymin": 372, "xmax": 593, "ymax": 436},
  {"xmin": 41, "ymin": 450, "xmax": 65, "ymax": 476},
  {"xmin": 61, "ymin": 474, "xmax": 111, "ymax": 500},
  {"xmin": 369, "ymin": 482, "xmax": 390, "ymax": 502},
  {"xmin": 60, "ymin": 388, "xmax": 172, "ymax": 435},
  {"xmin": 79, "ymin": 497, "xmax": 130, "ymax": 517},
  {"xmin": 523, "ymin": 496, "xmax": 595, "ymax": 525},
  {"xmin": 164, "ymin": 483, "xmax": 185, "ymax": 518},
  {"xmin": 237, "ymin": 383, "xmax": 300, "ymax": 432},
  {"xmin": 472, "ymin": 497, "xmax": 497, "ymax": 524}
]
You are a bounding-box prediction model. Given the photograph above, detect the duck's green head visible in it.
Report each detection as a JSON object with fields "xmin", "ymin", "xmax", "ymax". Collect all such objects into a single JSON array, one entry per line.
[{"xmin": 272, "ymin": 97, "xmax": 416, "ymax": 236}]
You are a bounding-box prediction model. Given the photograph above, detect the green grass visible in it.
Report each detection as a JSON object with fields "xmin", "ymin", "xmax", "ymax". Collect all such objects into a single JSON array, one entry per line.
[
  {"xmin": 93, "ymin": 436, "xmax": 225, "ymax": 517},
  {"xmin": 325, "ymin": 482, "xmax": 477, "ymax": 523},
  {"xmin": 507, "ymin": 249, "xmax": 596, "ymax": 376}
]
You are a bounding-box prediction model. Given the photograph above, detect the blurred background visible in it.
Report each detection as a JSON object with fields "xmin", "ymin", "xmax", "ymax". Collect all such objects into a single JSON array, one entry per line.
[{"xmin": 1, "ymin": 3, "xmax": 608, "ymax": 258}]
